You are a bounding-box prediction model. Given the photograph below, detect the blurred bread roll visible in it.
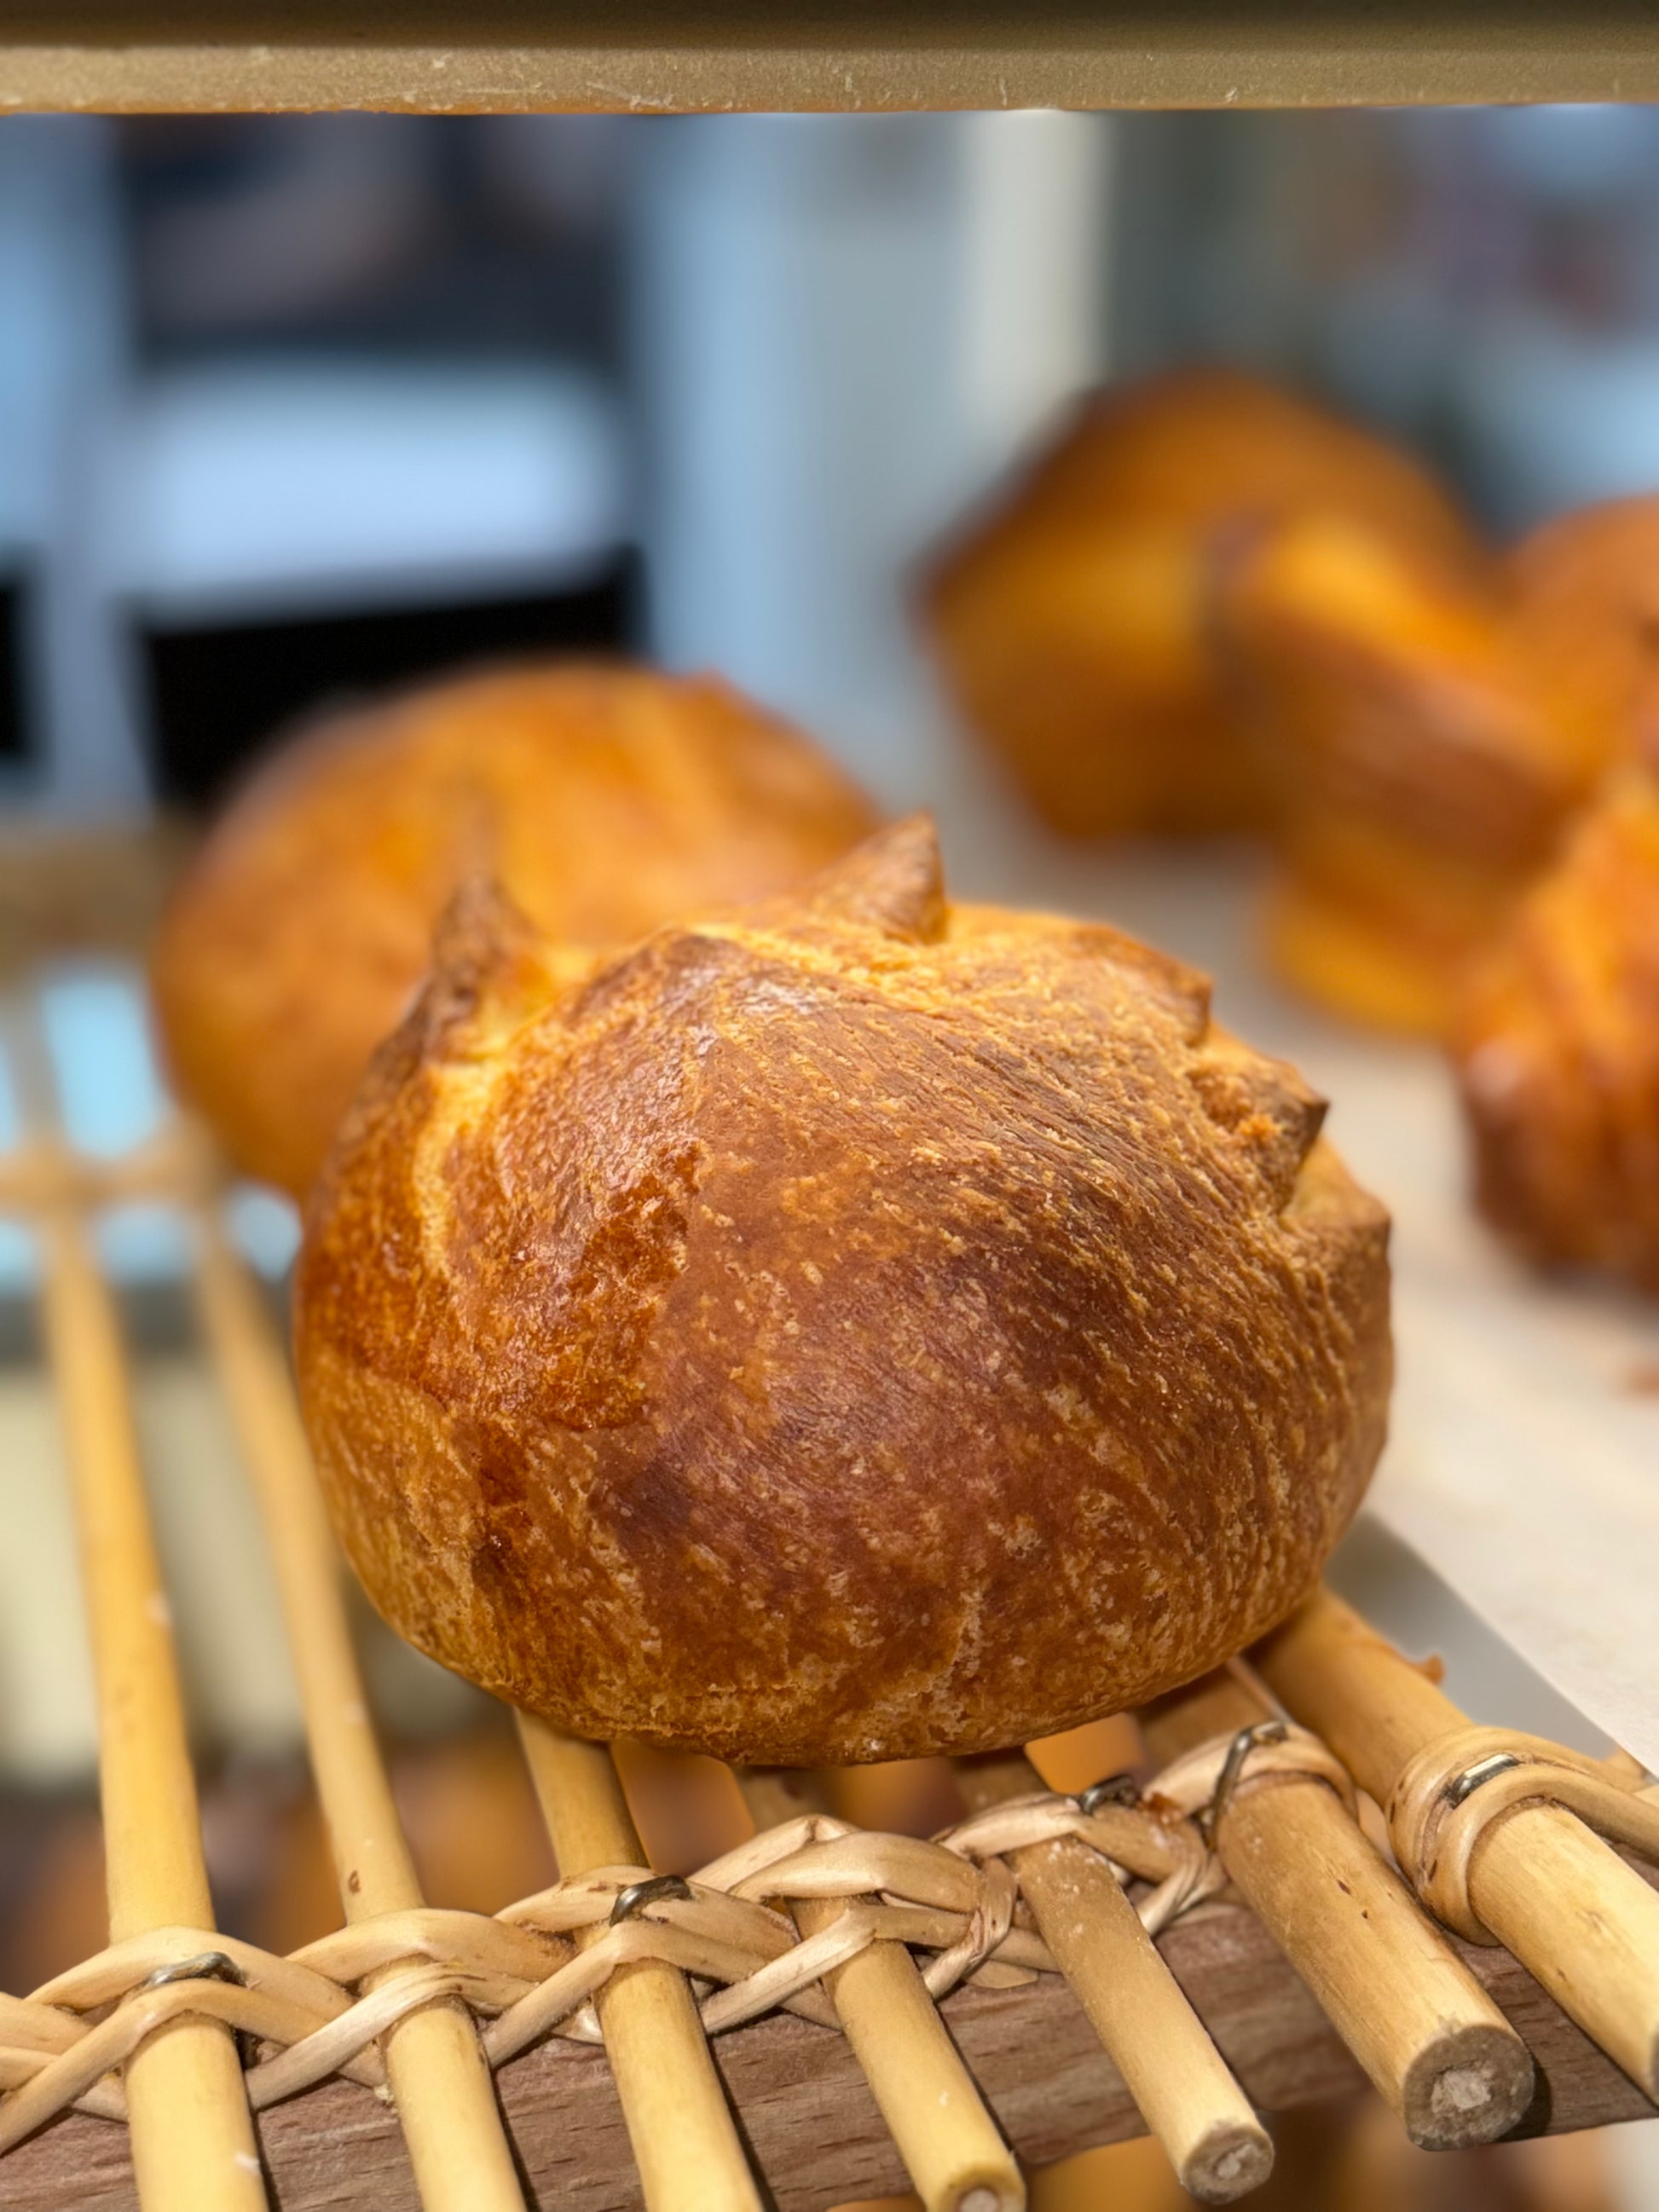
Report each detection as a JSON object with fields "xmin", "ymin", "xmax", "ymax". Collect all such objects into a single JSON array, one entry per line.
[
  {"xmin": 1452, "ymin": 766, "xmax": 1659, "ymax": 1290},
  {"xmin": 1222, "ymin": 513, "xmax": 1593, "ymax": 1034},
  {"xmin": 1508, "ymin": 492, "xmax": 1659, "ymax": 787},
  {"xmin": 150, "ymin": 661, "xmax": 878, "ymax": 1196},
  {"xmin": 920, "ymin": 367, "xmax": 1483, "ymax": 838},
  {"xmin": 294, "ymin": 817, "xmax": 1390, "ymax": 1766}
]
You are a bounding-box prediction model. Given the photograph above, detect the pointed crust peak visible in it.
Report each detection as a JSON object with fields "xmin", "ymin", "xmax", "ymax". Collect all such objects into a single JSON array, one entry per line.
[
  {"xmin": 417, "ymin": 874, "xmax": 589, "ymax": 1055},
  {"xmin": 430, "ymin": 872, "xmax": 540, "ymax": 1001},
  {"xmin": 798, "ymin": 814, "xmax": 946, "ymax": 943}
]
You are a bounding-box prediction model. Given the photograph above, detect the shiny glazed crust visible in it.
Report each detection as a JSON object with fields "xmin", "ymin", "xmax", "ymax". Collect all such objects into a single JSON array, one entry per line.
[
  {"xmin": 1454, "ymin": 775, "xmax": 1659, "ymax": 1289},
  {"xmin": 919, "ymin": 367, "xmax": 1482, "ymax": 838},
  {"xmin": 149, "ymin": 661, "xmax": 878, "ymax": 1197},
  {"xmin": 295, "ymin": 818, "xmax": 1391, "ymax": 1764}
]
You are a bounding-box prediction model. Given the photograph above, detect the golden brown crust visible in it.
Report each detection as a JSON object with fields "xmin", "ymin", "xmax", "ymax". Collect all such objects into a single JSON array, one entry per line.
[
  {"xmin": 1220, "ymin": 513, "xmax": 1591, "ymax": 1036},
  {"xmin": 1509, "ymin": 494, "xmax": 1659, "ymax": 787},
  {"xmin": 918, "ymin": 367, "xmax": 1483, "ymax": 838},
  {"xmin": 149, "ymin": 661, "xmax": 879, "ymax": 1197},
  {"xmin": 1452, "ymin": 772, "xmax": 1659, "ymax": 1289},
  {"xmin": 294, "ymin": 817, "xmax": 1392, "ymax": 1765}
]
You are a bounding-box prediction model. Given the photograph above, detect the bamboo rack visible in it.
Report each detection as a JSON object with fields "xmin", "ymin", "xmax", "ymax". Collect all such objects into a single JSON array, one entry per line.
[
  {"xmin": 737, "ymin": 1766, "xmax": 1022, "ymax": 2212},
  {"xmin": 953, "ymin": 1749, "xmax": 1272, "ymax": 2202},
  {"xmin": 1255, "ymin": 1592, "xmax": 1659, "ymax": 2106},
  {"xmin": 1138, "ymin": 1667, "xmax": 1535, "ymax": 2148},
  {"xmin": 189, "ymin": 1213, "xmax": 526, "ymax": 2212},
  {"xmin": 1, "ymin": 976, "xmax": 1657, "ymax": 2211}
]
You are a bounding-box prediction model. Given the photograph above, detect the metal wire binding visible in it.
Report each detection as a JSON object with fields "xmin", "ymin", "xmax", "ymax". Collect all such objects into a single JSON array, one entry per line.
[
  {"xmin": 138, "ymin": 1950, "xmax": 247, "ymax": 1992},
  {"xmin": 1205, "ymin": 1719, "xmax": 1289, "ymax": 1839},
  {"xmin": 609, "ymin": 1873, "xmax": 696, "ymax": 1926},
  {"xmin": 1077, "ymin": 1773, "xmax": 1141, "ymax": 1816},
  {"xmin": 1444, "ymin": 1751, "xmax": 1521, "ymax": 1808}
]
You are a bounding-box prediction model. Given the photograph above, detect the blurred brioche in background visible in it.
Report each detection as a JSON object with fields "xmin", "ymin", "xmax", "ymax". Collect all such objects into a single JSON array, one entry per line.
[
  {"xmin": 1220, "ymin": 512, "xmax": 1592, "ymax": 1035},
  {"xmin": 923, "ymin": 367, "xmax": 1659, "ymax": 1058},
  {"xmin": 919, "ymin": 367, "xmax": 1483, "ymax": 839},
  {"xmin": 1508, "ymin": 493, "xmax": 1659, "ymax": 788},
  {"xmin": 149, "ymin": 661, "xmax": 878, "ymax": 1196},
  {"xmin": 1452, "ymin": 761, "xmax": 1659, "ymax": 1291}
]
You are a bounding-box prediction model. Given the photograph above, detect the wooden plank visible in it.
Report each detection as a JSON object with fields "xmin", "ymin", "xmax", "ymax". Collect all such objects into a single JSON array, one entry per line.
[
  {"xmin": 2, "ymin": 1894, "xmax": 1653, "ymax": 2212},
  {"xmin": 2, "ymin": 0, "xmax": 1659, "ymax": 116}
]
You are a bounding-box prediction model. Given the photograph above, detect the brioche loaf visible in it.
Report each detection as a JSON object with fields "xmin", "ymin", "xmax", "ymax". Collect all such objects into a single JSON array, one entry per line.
[
  {"xmin": 1454, "ymin": 770, "xmax": 1659, "ymax": 1290},
  {"xmin": 150, "ymin": 661, "xmax": 877, "ymax": 1196},
  {"xmin": 1221, "ymin": 513, "xmax": 1590, "ymax": 1034},
  {"xmin": 295, "ymin": 817, "xmax": 1391, "ymax": 1764},
  {"xmin": 1508, "ymin": 494, "xmax": 1659, "ymax": 788},
  {"xmin": 920, "ymin": 367, "xmax": 1483, "ymax": 838}
]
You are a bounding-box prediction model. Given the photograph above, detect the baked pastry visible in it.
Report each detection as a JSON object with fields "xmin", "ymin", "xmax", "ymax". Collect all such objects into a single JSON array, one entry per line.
[
  {"xmin": 1452, "ymin": 767, "xmax": 1659, "ymax": 1289},
  {"xmin": 919, "ymin": 367, "xmax": 1483, "ymax": 837},
  {"xmin": 294, "ymin": 816, "xmax": 1392, "ymax": 1765},
  {"xmin": 1221, "ymin": 513, "xmax": 1590, "ymax": 1035},
  {"xmin": 1508, "ymin": 493, "xmax": 1659, "ymax": 786},
  {"xmin": 150, "ymin": 662, "xmax": 878, "ymax": 1197}
]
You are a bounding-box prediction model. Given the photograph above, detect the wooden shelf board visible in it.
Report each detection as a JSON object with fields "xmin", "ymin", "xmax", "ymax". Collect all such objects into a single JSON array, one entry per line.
[
  {"xmin": 2, "ymin": 1892, "xmax": 1653, "ymax": 2211},
  {"xmin": 3, "ymin": 1, "xmax": 1659, "ymax": 115}
]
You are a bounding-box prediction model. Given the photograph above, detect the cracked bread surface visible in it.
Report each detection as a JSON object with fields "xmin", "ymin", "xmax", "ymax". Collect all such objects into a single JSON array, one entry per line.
[{"xmin": 295, "ymin": 817, "xmax": 1391, "ymax": 1764}]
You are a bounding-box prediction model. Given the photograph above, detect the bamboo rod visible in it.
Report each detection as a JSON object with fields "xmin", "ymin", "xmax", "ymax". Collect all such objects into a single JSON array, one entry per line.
[
  {"xmin": 1254, "ymin": 1589, "xmax": 1659, "ymax": 2100},
  {"xmin": 952, "ymin": 1750, "xmax": 1271, "ymax": 2204},
  {"xmin": 1138, "ymin": 1668, "xmax": 1532, "ymax": 2147},
  {"xmin": 189, "ymin": 1216, "xmax": 525, "ymax": 2212},
  {"xmin": 738, "ymin": 1768, "xmax": 1023, "ymax": 2212},
  {"xmin": 36, "ymin": 1205, "xmax": 267, "ymax": 2212},
  {"xmin": 515, "ymin": 1717, "xmax": 762, "ymax": 2212}
]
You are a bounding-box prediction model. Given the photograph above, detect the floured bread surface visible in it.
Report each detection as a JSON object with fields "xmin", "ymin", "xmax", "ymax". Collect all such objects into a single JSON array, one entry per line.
[{"xmin": 295, "ymin": 817, "xmax": 1391, "ymax": 1764}]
